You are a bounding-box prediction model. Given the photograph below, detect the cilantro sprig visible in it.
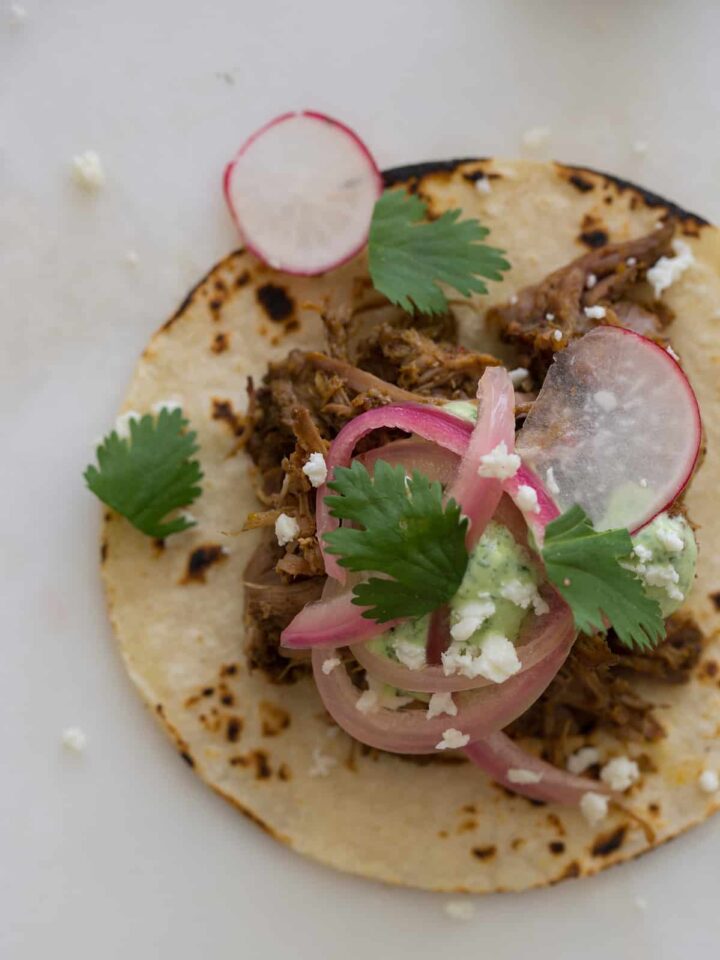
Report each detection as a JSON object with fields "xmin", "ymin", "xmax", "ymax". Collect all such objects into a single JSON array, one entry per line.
[
  {"xmin": 323, "ymin": 459, "xmax": 469, "ymax": 621},
  {"xmin": 541, "ymin": 506, "xmax": 664, "ymax": 651},
  {"xmin": 368, "ymin": 189, "xmax": 511, "ymax": 315},
  {"xmin": 84, "ymin": 408, "xmax": 203, "ymax": 538}
]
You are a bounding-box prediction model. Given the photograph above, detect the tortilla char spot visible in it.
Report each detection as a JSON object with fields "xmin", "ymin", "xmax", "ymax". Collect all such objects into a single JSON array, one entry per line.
[
  {"xmin": 100, "ymin": 540, "xmax": 108, "ymax": 563},
  {"xmin": 701, "ymin": 659, "xmax": 719, "ymax": 679},
  {"xmin": 554, "ymin": 861, "xmax": 581, "ymax": 884},
  {"xmin": 211, "ymin": 332, "xmax": 230, "ymax": 354},
  {"xmin": 648, "ymin": 802, "xmax": 661, "ymax": 816},
  {"xmin": 155, "ymin": 703, "xmax": 165, "ymax": 718},
  {"xmin": 153, "ymin": 538, "xmax": 165, "ymax": 555},
  {"xmin": 211, "ymin": 398, "xmax": 244, "ymax": 436},
  {"xmin": 203, "ymin": 686, "xmax": 214, "ymax": 697},
  {"xmin": 256, "ymin": 283, "xmax": 294, "ymax": 323},
  {"xmin": 277, "ymin": 763, "xmax": 291, "ymax": 782},
  {"xmin": 457, "ymin": 819, "xmax": 478, "ymax": 834},
  {"xmin": 591, "ymin": 825, "xmax": 628, "ymax": 857},
  {"xmin": 461, "ymin": 803, "xmax": 477, "ymax": 815},
  {"xmin": 230, "ymin": 750, "xmax": 272, "ymax": 780},
  {"xmin": 710, "ymin": 591, "xmax": 720, "ymax": 611},
  {"xmin": 180, "ymin": 751, "xmax": 194, "ymax": 767},
  {"xmin": 214, "ymin": 279, "xmax": 227, "ymax": 295},
  {"xmin": 579, "ymin": 228, "xmax": 609, "ymax": 249},
  {"xmin": 472, "ymin": 845, "xmax": 497, "ymax": 861},
  {"xmin": 511, "ymin": 838, "xmax": 525, "ymax": 851},
  {"xmin": 182, "ymin": 544, "xmax": 227, "ymax": 584},
  {"xmin": 226, "ymin": 717, "xmax": 243, "ymax": 743},
  {"xmin": 259, "ymin": 701, "xmax": 291, "ymax": 737},
  {"xmin": 220, "ymin": 663, "xmax": 239, "ymax": 678},
  {"xmin": 546, "ymin": 812, "xmax": 566, "ymax": 837},
  {"xmin": 549, "ymin": 841, "xmax": 566, "ymax": 855},
  {"xmin": 438, "ymin": 830, "xmax": 449, "ymax": 839},
  {"xmin": 235, "ymin": 270, "xmax": 250, "ymax": 288},
  {"xmin": 568, "ymin": 173, "xmax": 594, "ymax": 193}
]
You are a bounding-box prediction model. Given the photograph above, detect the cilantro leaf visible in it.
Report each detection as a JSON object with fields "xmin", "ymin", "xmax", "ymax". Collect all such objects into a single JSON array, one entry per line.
[
  {"xmin": 542, "ymin": 506, "xmax": 665, "ymax": 651},
  {"xmin": 84, "ymin": 408, "xmax": 203, "ymax": 539},
  {"xmin": 367, "ymin": 189, "xmax": 511, "ymax": 315},
  {"xmin": 323, "ymin": 459, "xmax": 469, "ymax": 621}
]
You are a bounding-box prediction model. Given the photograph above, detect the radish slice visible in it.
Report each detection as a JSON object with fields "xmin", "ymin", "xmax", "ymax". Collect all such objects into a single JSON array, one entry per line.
[
  {"xmin": 310, "ymin": 601, "xmax": 575, "ymax": 755},
  {"xmin": 351, "ymin": 586, "xmax": 566, "ymax": 693},
  {"xmin": 224, "ymin": 111, "xmax": 382, "ymax": 275},
  {"xmin": 447, "ymin": 367, "xmax": 516, "ymax": 549},
  {"xmin": 464, "ymin": 732, "xmax": 609, "ymax": 805},
  {"xmin": 516, "ymin": 326, "xmax": 702, "ymax": 532},
  {"xmin": 316, "ymin": 404, "xmax": 473, "ymax": 581}
]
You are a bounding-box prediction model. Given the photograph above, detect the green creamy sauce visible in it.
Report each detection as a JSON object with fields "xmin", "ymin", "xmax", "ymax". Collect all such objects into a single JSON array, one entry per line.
[
  {"xmin": 627, "ymin": 512, "xmax": 697, "ymax": 617},
  {"xmin": 369, "ymin": 521, "xmax": 541, "ymax": 666}
]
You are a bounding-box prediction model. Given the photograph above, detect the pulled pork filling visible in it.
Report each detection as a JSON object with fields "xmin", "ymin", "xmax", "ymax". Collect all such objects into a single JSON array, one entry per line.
[{"xmin": 241, "ymin": 221, "xmax": 701, "ymax": 763}]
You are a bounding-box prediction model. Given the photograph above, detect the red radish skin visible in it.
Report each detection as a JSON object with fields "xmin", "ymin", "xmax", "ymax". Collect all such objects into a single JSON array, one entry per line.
[{"xmin": 224, "ymin": 111, "xmax": 382, "ymax": 276}]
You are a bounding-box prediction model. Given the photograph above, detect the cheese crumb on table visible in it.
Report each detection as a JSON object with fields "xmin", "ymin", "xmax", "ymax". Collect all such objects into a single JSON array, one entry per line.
[
  {"xmin": 275, "ymin": 513, "xmax": 300, "ymax": 546},
  {"xmin": 444, "ymin": 900, "xmax": 476, "ymax": 921},
  {"xmin": 62, "ymin": 727, "xmax": 87, "ymax": 752},
  {"xmin": 72, "ymin": 150, "xmax": 105, "ymax": 191},
  {"xmin": 522, "ymin": 126, "xmax": 551, "ymax": 149}
]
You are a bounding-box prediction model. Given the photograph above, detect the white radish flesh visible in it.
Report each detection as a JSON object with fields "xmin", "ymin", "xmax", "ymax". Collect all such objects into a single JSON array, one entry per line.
[
  {"xmin": 516, "ymin": 326, "xmax": 701, "ymax": 532},
  {"xmin": 224, "ymin": 111, "xmax": 382, "ymax": 275}
]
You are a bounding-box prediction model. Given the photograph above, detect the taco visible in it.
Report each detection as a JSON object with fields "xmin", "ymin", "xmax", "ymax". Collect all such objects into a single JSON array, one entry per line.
[{"xmin": 96, "ymin": 154, "xmax": 720, "ymax": 894}]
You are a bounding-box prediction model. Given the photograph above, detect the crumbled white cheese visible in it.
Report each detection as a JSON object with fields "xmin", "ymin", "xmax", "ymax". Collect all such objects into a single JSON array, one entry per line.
[
  {"xmin": 72, "ymin": 150, "xmax": 105, "ymax": 191},
  {"xmin": 9, "ymin": 3, "xmax": 27, "ymax": 24},
  {"xmin": 699, "ymin": 769, "xmax": 719, "ymax": 794},
  {"xmin": 584, "ymin": 305, "xmax": 607, "ymax": 320},
  {"xmin": 500, "ymin": 579, "xmax": 549, "ymax": 616},
  {"xmin": 580, "ymin": 791, "xmax": 609, "ymax": 825},
  {"xmin": 474, "ymin": 633, "xmax": 522, "ymax": 684},
  {"xmin": 509, "ymin": 294, "xmax": 519, "ymax": 305},
  {"xmin": 436, "ymin": 728, "xmax": 470, "ymax": 750},
  {"xmin": 393, "ymin": 637, "xmax": 426, "ymax": 671},
  {"xmin": 585, "ymin": 273, "xmax": 597, "ymax": 290},
  {"xmin": 427, "ymin": 692, "xmax": 457, "ymax": 720},
  {"xmin": 626, "ymin": 257, "xmax": 637, "ymax": 267},
  {"xmin": 125, "ymin": 250, "xmax": 139, "ymax": 266},
  {"xmin": 355, "ymin": 688, "xmax": 379, "ymax": 714},
  {"xmin": 477, "ymin": 441, "xmax": 521, "ymax": 480},
  {"xmin": 275, "ymin": 513, "xmax": 300, "ymax": 546},
  {"xmin": 508, "ymin": 367, "xmax": 530, "ymax": 387},
  {"xmin": 593, "ymin": 389, "xmax": 617, "ymax": 412},
  {"xmin": 475, "ymin": 176, "xmax": 491, "ymax": 195},
  {"xmin": 114, "ymin": 410, "xmax": 141, "ymax": 439},
  {"xmin": 567, "ymin": 746, "xmax": 600, "ymax": 775},
  {"xmin": 647, "ymin": 239, "xmax": 694, "ymax": 298},
  {"xmin": 302, "ymin": 452, "xmax": 327, "ymax": 488},
  {"xmin": 633, "ymin": 139, "xmax": 649, "ymax": 155},
  {"xmin": 552, "ymin": 329, "xmax": 563, "ymax": 342},
  {"xmin": 62, "ymin": 727, "xmax": 87, "ymax": 752},
  {"xmin": 449, "ymin": 598, "xmax": 496, "ymax": 644},
  {"xmin": 545, "ymin": 312, "xmax": 556, "ymax": 321},
  {"xmin": 444, "ymin": 900, "xmax": 476, "ymax": 921},
  {"xmin": 639, "ymin": 478, "xmax": 648, "ymax": 488},
  {"xmin": 151, "ymin": 398, "xmax": 182, "ymax": 414},
  {"xmin": 639, "ymin": 562, "xmax": 683, "ymax": 601},
  {"xmin": 507, "ymin": 768, "xmax": 542, "ymax": 784},
  {"xmin": 656, "ymin": 523, "xmax": 685, "ymax": 554},
  {"xmin": 515, "ymin": 484, "xmax": 540, "ymax": 514},
  {"xmin": 522, "ymin": 126, "xmax": 551, "ymax": 149},
  {"xmin": 321, "ymin": 657, "xmax": 340, "ymax": 675},
  {"xmin": 666, "ymin": 345, "xmax": 680, "ymax": 362},
  {"xmin": 600, "ymin": 756, "xmax": 640, "ymax": 792},
  {"xmin": 308, "ymin": 745, "xmax": 337, "ymax": 778},
  {"xmin": 633, "ymin": 544, "xmax": 653, "ymax": 563},
  {"xmin": 545, "ymin": 466, "xmax": 560, "ymax": 496}
]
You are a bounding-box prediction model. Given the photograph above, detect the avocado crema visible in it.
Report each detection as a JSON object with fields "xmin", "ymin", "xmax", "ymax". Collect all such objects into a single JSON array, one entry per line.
[{"xmin": 369, "ymin": 510, "xmax": 697, "ymax": 679}]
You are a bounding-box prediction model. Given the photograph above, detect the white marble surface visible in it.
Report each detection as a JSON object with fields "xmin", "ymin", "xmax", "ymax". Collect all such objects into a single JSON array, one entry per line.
[{"xmin": 2, "ymin": 1, "xmax": 720, "ymax": 957}]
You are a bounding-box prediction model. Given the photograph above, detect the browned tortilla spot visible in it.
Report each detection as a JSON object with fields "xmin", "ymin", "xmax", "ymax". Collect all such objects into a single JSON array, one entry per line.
[
  {"xmin": 457, "ymin": 819, "xmax": 477, "ymax": 834},
  {"xmin": 100, "ymin": 540, "xmax": 108, "ymax": 562},
  {"xmin": 226, "ymin": 717, "xmax": 243, "ymax": 743},
  {"xmin": 181, "ymin": 544, "xmax": 227, "ymax": 584},
  {"xmin": 591, "ymin": 825, "xmax": 627, "ymax": 857},
  {"xmin": 549, "ymin": 841, "xmax": 566, "ymax": 855},
  {"xmin": 277, "ymin": 763, "xmax": 291, "ymax": 782},
  {"xmin": 546, "ymin": 812, "xmax": 566, "ymax": 837},
  {"xmin": 231, "ymin": 750, "xmax": 272, "ymax": 780},
  {"xmin": 211, "ymin": 332, "xmax": 229, "ymax": 354},
  {"xmin": 211, "ymin": 398, "xmax": 245, "ymax": 436},
  {"xmin": 710, "ymin": 591, "xmax": 720, "ymax": 611},
  {"xmin": 259, "ymin": 702, "xmax": 291, "ymax": 737},
  {"xmin": 256, "ymin": 283, "xmax": 294, "ymax": 323},
  {"xmin": 472, "ymin": 845, "xmax": 497, "ymax": 861},
  {"xmin": 568, "ymin": 173, "xmax": 594, "ymax": 193}
]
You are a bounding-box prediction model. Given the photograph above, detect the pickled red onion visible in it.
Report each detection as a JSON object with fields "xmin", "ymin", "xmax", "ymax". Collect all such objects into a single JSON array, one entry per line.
[
  {"xmin": 464, "ymin": 731, "xmax": 609, "ymax": 805},
  {"xmin": 447, "ymin": 367, "xmax": 516, "ymax": 549},
  {"xmin": 316, "ymin": 404, "xmax": 473, "ymax": 581},
  {"xmin": 311, "ymin": 593, "xmax": 574, "ymax": 754}
]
